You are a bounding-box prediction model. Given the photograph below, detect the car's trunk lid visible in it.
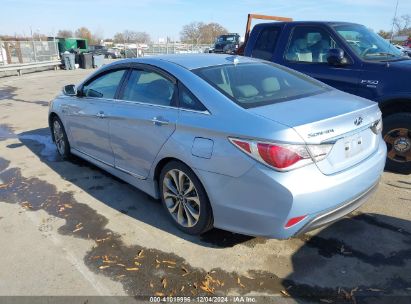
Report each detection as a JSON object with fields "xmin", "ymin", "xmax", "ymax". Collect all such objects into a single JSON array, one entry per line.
[{"xmin": 249, "ymin": 90, "xmax": 382, "ymax": 175}]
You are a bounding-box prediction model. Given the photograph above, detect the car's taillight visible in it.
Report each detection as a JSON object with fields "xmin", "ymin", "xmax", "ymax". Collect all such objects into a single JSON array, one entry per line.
[
  {"xmin": 257, "ymin": 143, "xmax": 304, "ymax": 169},
  {"xmin": 231, "ymin": 139, "xmax": 251, "ymax": 153},
  {"xmin": 229, "ymin": 137, "xmax": 333, "ymax": 171}
]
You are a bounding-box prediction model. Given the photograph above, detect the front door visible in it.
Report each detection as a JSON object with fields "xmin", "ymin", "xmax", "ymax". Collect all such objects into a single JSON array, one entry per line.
[
  {"xmin": 281, "ymin": 25, "xmax": 361, "ymax": 95},
  {"xmin": 64, "ymin": 69, "xmax": 127, "ymax": 165}
]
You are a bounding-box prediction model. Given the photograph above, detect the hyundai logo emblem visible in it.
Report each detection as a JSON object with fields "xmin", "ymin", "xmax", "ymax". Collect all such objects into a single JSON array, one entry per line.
[{"xmin": 354, "ymin": 117, "xmax": 363, "ymax": 126}]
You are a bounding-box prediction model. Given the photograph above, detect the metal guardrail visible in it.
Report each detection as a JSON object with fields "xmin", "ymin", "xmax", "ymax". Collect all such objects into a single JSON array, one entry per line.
[{"xmin": 0, "ymin": 60, "xmax": 61, "ymax": 76}]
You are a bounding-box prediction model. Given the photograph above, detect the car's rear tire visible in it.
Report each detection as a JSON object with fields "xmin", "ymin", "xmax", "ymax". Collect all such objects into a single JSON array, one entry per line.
[
  {"xmin": 383, "ymin": 113, "xmax": 411, "ymax": 174},
  {"xmin": 51, "ymin": 116, "xmax": 71, "ymax": 159},
  {"xmin": 159, "ymin": 161, "xmax": 213, "ymax": 235}
]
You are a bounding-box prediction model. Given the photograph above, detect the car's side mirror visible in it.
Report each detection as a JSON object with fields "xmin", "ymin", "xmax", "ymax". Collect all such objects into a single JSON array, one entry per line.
[
  {"xmin": 327, "ymin": 48, "xmax": 348, "ymax": 66},
  {"xmin": 62, "ymin": 84, "xmax": 77, "ymax": 96}
]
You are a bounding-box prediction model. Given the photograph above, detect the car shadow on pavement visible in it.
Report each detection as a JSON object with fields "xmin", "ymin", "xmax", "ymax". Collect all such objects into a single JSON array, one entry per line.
[
  {"xmin": 282, "ymin": 213, "xmax": 411, "ymax": 303},
  {"xmin": 0, "ymin": 85, "xmax": 49, "ymax": 106},
  {"xmin": 17, "ymin": 127, "xmax": 260, "ymax": 248}
]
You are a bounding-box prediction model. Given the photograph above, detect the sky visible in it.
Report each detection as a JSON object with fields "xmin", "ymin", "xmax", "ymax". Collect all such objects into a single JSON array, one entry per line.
[{"xmin": 0, "ymin": 0, "xmax": 410, "ymax": 41}]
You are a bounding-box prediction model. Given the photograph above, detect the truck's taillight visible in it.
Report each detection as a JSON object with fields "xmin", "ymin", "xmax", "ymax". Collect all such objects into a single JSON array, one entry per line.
[{"xmin": 229, "ymin": 137, "xmax": 333, "ymax": 171}]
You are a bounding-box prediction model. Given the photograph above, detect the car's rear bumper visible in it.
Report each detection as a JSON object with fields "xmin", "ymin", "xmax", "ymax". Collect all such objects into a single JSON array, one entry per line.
[
  {"xmin": 295, "ymin": 179, "xmax": 379, "ymax": 235},
  {"xmin": 194, "ymin": 137, "xmax": 386, "ymax": 239}
]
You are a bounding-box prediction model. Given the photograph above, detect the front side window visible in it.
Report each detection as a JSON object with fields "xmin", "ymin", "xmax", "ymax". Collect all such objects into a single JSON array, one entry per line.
[
  {"xmin": 252, "ymin": 27, "xmax": 280, "ymax": 61},
  {"xmin": 285, "ymin": 26, "xmax": 340, "ymax": 63},
  {"xmin": 333, "ymin": 24, "xmax": 403, "ymax": 61},
  {"xmin": 122, "ymin": 69, "xmax": 176, "ymax": 106},
  {"xmin": 83, "ymin": 69, "xmax": 126, "ymax": 99},
  {"xmin": 194, "ymin": 62, "xmax": 330, "ymax": 109}
]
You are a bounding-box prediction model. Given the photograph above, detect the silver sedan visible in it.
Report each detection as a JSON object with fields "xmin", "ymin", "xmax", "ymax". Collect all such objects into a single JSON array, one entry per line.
[{"xmin": 49, "ymin": 54, "xmax": 386, "ymax": 238}]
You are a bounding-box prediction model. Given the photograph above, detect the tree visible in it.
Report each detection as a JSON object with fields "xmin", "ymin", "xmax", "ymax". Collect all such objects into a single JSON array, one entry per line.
[
  {"xmin": 113, "ymin": 31, "xmax": 151, "ymax": 44},
  {"xmin": 134, "ymin": 32, "xmax": 151, "ymax": 43},
  {"xmin": 122, "ymin": 30, "xmax": 135, "ymax": 43},
  {"xmin": 74, "ymin": 27, "xmax": 92, "ymax": 42},
  {"xmin": 378, "ymin": 30, "xmax": 391, "ymax": 39},
  {"xmin": 180, "ymin": 22, "xmax": 205, "ymax": 44},
  {"xmin": 74, "ymin": 27, "xmax": 102, "ymax": 45},
  {"xmin": 180, "ymin": 21, "xmax": 228, "ymax": 44},
  {"xmin": 113, "ymin": 32, "xmax": 125, "ymax": 43},
  {"xmin": 393, "ymin": 14, "xmax": 411, "ymax": 36},
  {"xmin": 128, "ymin": 31, "xmax": 150, "ymax": 43},
  {"xmin": 91, "ymin": 28, "xmax": 104, "ymax": 45},
  {"xmin": 57, "ymin": 29, "xmax": 73, "ymax": 38},
  {"xmin": 199, "ymin": 22, "xmax": 228, "ymax": 44}
]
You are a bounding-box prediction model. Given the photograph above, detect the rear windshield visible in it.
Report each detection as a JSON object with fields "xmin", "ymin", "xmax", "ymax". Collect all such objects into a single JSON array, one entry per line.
[{"xmin": 193, "ymin": 62, "xmax": 329, "ymax": 108}]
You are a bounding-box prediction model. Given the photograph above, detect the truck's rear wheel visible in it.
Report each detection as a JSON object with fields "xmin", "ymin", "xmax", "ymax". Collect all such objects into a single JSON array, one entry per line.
[{"xmin": 383, "ymin": 113, "xmax": 411, "ymax": 174}]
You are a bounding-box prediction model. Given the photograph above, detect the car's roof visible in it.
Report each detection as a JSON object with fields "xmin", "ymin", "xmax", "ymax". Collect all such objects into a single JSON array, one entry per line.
[{"xmin": 113, "ymin": 54, "xmax": 259, "ymax": 70}]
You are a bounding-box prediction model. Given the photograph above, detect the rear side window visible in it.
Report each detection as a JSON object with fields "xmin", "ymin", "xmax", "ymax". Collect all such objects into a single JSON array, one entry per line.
[
  {"xmin": 179, "ymin": 84, "xmax": 207, "ymax": 112},
  {"xmin": 83, "ymin": 69, "xmax": 126, "ymax": 99},
  {"xmin": 251, "ymin": 27, "xmax": 280, "ymax": 61},
  {"xmin": 194, "ymin": 63, "xmax": 329, "ymax": 109},
  {"xmin": 121, "ymin": 69, "xmax": 176, "ymax": 106}
]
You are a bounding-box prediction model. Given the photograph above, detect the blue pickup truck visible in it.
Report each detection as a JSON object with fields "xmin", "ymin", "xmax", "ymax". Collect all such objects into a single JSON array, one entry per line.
[{"xmin": 243, "ymin": 21, "xmax": 411, "ymax": 174}]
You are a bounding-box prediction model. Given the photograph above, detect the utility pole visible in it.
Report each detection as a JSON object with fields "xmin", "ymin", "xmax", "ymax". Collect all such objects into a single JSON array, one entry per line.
[
  {"xmin": 30, "ymin": 26, "xmax": 37, "ymax": 62},
  {"xmin": 390, "ymin": 0, "xmax": 400, "ymax": 42}
]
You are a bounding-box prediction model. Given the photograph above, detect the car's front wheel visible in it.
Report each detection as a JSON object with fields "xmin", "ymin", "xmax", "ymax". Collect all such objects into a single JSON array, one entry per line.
[
  {"xmin": 51, "ymin": 116, "xmax": 71, "ymax": 159},
  {"xmin": 159, "ymin": 161, "xmax": 213, "ymax": 235},
  {"xmin": 383, "ymin": 113, "xmax": 411, "ymax": 174}
]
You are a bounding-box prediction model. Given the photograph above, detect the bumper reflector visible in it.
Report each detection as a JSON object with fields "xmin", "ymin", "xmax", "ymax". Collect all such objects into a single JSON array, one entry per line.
[{"xmin": 285, "ymin": 215, "xmax": 307, "ymax": 228}]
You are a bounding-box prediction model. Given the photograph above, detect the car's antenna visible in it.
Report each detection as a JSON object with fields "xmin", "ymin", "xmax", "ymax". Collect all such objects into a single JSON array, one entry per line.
[{"xmin": 226, "ymin": 55, "xmax": 240, "ymax": 65}]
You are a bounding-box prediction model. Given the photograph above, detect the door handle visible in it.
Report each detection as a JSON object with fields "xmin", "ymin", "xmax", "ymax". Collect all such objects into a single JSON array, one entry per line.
[
  {"xmin": 151, "ymin": 116, "xmax": 169, "ymax": 126},
  {"xmin": 96, "ymin": 111, "xmax": 106, "ymax": 119}
]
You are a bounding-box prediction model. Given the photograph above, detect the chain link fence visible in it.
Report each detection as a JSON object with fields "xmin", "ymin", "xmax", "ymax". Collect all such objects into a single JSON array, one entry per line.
[
  {"xmin": 0, "ymin": 40, "xmax": 59, "ymax": 66},
  {"xmin": 145, "ymin": 43, "xmax": 212, "ymax": 55},
  {"xmin": 121, "ymin": 43, "xmax": 213, "ymax": 58}
]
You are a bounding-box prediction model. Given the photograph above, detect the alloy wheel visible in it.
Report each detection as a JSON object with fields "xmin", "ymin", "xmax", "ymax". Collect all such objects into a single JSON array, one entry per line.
[
  {"xmin": 53, "ymin": 120, "xmax": 65, "ymax": 156},
  {"xmin": 162, "ymin": 169, "xmax": 200, "ymax": 228}
]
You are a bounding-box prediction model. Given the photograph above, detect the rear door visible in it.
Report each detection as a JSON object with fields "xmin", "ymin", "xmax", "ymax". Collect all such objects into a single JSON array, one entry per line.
[
  {"xmin": 109, "ymin": 66, "xmax": 178, "ymax": 178},
  {"xmin": 247, "ymin": 26, "xmax": 282, "ymax": 61},
  {"xmin": 279, "ymin": 25, "xmax": 361, "ymax": 95}
]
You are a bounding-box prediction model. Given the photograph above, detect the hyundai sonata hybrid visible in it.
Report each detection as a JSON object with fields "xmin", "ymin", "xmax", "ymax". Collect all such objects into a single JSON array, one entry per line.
[{"xmin": 49, "ymin": 54, "xmax": 386, "ymax": 238}]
